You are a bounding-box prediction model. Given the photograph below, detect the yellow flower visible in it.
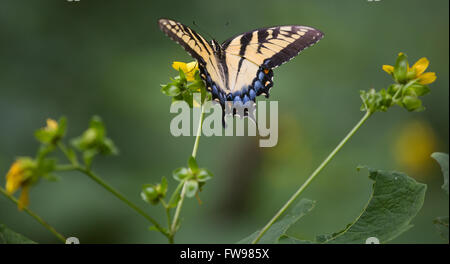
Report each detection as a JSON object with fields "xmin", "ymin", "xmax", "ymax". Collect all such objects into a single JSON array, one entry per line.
[
  {"xmin": 5, "ymin": 158, "xmax": 35, "ymax": 210},
  {"xmin": 6, "ymin": 161, "xmax": 24, "ymax": 194},
  {"xmin": 18, "ymin": 185, "xmax": 30, "ymax": 210},
  {"xmin": 382, "ymin": 65, "xmax": 394, "ymax": 75},
  {"xmin": 172, "ymin": 61, "xmax": 199, "ymax": 81},
  {"xmin": 45, "ymin": 118, "xmax": 58, "ymax": 132},
  {"xmin": 382, "ymin": 56, "xmax": 436, "ymax": 85},
  {"xmin": 410, "ymin": 57, "xmax": 437, "ymax": 85},
  {"xmin": 393, "ymin": 120, "xmax": 437, "ymax": 180}
]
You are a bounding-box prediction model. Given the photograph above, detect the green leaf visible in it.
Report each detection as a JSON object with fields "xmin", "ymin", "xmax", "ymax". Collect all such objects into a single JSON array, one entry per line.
[
  {"xmin": 318, "ymin": 168, "xmax": 427, "ymax": 244},
  {"xmin": 197, "ymin": 169, "xmax": 213, "ymax": 182},
  {"xmin": 0, "ymin": 224, "xmax": 36, "ymax": 244},
  {"xmin": 168, "ymin": 183, "xmax": 183, "ymax": 209},
  {"xmin": 173, "ymin": 167, "xmax": 190, "ymax": 181},
  {"xmin": 402, "ymin": 96, "xmax": 423, "ymax": 112},
  {"xmin": 238, "ymin": 199, "xmax": 315, "ymax": 244},
  {"xmin": 431, "ymin": 152, "xmax": 449, "ymax": 195},
  {"xmin": 431, "ymin": 153, "xmax": 449, "ymax": 242},
  {"xmin": 278, "ymin": 234, "xmax": 313, "ymax": 244},
  {"xmin": 185, "ymin": 180, "xmax": 198, "ymax": 198},
  {"xmin": 161, "ymin": 84, "xmax": 181, "ymax": 96},
  {"xmin": 65, "ymin": 147, "xmax": 78, "ymax": 165},
  {"xmin": 160, "ymin": 176, "xmax": 168, "ymax": 195},
  {"xmin": 101, "ymin": 138, "xmax": 119, "ymax": 155},
  {"xmin": 83, "ymin": 149, "xmax": 98, "ymax": 169},
  {"xmin": 406, "ymin": 83, "xmax": 430, "ymax": 97},
  {"xmin": 433, "ymin": 216, "xmax": 449, "ymax": 242},
  {"xmin": 178, "ymin": 68, "xmax": 187, "ymax": 84},
  {"xmin": 182, "ymin": 91, "xmax": 193, "ymax": 108},
  {"xmin": 188, "ymin": 156, "xmax": 199, "ymax": 173},
  {"xmin": 433, "ymin": 216, "xmax": 449, "ymax": 243}
]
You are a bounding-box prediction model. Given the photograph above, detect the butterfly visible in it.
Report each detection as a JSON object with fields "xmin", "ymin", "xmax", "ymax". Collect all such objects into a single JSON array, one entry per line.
[{"xmin": 158, "ymin": 18, "xmax": 323, "ymax": 122}]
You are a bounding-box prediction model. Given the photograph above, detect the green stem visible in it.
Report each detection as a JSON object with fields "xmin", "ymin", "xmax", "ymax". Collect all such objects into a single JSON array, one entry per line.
[
  {"xmin": 0, "ymin": 187, "xmax": 66, "ymax": 243},
  {"xmin": 169, "ymin": 104, "xmax": 205, "ymax": 243},
  {"xmin": 192, "ymin": 105, "xmax": 205, "ymax": 159},
  {"xmin": 169, "ymin": 180, "xmax": 187, "ymax": 238},
  {"xmin": 251, "ymin": 110, "xmax": 372, "ymax": 244},
  {"xmin": 56, "ymin": 144, "xmax": 168, "ymax": 238},
  {"xmin": 76, "ymin": 167, "xmax": 169, "ymax": 237},
  {"xmin": 54, "ymin": 164, "xmax": 77, "ymax": 171}
]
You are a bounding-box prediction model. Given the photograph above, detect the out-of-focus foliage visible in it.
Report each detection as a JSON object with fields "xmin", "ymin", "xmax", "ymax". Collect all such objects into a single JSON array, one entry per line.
[{"xmin": 0, "ymin": 0, "xmax": 448, "ymax": 243}]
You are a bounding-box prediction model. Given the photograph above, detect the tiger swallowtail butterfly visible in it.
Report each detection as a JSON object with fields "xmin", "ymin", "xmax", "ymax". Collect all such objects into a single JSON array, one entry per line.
[{"xmin": 158, "ymin": 18, "xmax": 324, "ymax": 124}]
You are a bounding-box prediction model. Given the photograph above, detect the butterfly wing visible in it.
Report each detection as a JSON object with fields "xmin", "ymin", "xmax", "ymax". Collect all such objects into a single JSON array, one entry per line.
[
  {"xmin": 158, "ymin": 18, "xmax": 214, "ymax": 65},
  {"xmin": 158, "ymin": 18, "xmax": 228, "ymax": 95},
  {"xmin": 222, "ymin": 25, "xmax": 324, "ymax": 69},
  {"xmin": 220, "ymin": 25, "xmax": 323, "ymax": 102},
  {"xmin": 158, "ymin": 20, "xmax": 324, "ymax": 123}
]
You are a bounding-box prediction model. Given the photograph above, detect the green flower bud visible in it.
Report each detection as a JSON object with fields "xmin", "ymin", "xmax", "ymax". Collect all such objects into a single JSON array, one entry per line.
[{"xmin": 394, "ymin": 53, "xmax": 408, "ymax": 84}]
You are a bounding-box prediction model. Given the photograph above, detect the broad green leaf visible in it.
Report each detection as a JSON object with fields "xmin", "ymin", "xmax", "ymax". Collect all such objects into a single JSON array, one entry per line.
[
  {"xmin": 433, "ymin": 216, "xmax": 449, "ymax": 242},
  {"xmin": 431, "ymin": 152, "xmax": 449, "ymax": 195},
  {"xmin": 278, "ymin": 234, "xmax": 313, "ymax": 244},
  {"xmin": 318, "ymin": 168, "xmax": 426, "ymax": 244},
  {"xmin": 238, "ymin": 199, "xmax": 315, "ymax": 244},
  {"xmin": 0, "ymin": 224, "xmax": 36, "ymax": 244},
  {"xmin": 431, "ymin": 152, "xmax": 449, "ymax": 242}
]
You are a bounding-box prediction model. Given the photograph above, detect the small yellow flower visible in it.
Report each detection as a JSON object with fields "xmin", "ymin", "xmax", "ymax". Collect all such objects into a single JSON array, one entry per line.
[
  {"xmin": 383, "ymin": 56, "xmax": 436, "ymax": 85},
  {"xmin": 417, "ymin": 72, "xmax": 437, "ymax": 85},
  {"xmin": 5, "ymin": 158, "xmax": 35, "ymax": 210},
  {"xmin": 410, "ymin": 57, "xmax": 437, "ymax": 85},
  {"xmin": 6, "ymin": 161, "xmax": 25, "ymax": 194},
  {"xmin": 45, "ymin": 119, "xmax": 58, "ymax": 132},
  {"xmin": 382, "ymin": 65, "xmax": 394, "ymax": 75},
  {"xmin": 18, "ymin": 185, "xmax": 30, "ymax": 210},
  {"xmin": 393, "ymin": 120, "xmax": 437, "ymax": 180},
  {"xmin": 172, "ymin": 61, "xmax": 199, "ymax": 81}
]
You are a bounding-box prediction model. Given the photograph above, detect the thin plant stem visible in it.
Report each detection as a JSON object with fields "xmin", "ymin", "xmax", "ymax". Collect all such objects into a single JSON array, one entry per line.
[
  {"xmin": 0, "ymin": 187, "xmax": 66, "ymax": 243},
  {"xmin": 76, "ymin": 167, "xmax": 169, "ymax": 237},
  {"xmin": 56, "ymin": 143, "xmax": 169, "ymax": 238},
  {"xmin": 169, "ymin": 104, "xmax": 205, "ymax": 243},
  {"xmin": 252, "ymin": 110, "xmax": 372, "ymax": 244},
  {"xmin": 170, "ymin": 180, "xmax": 187, "ymax": 237},
  {"xmin": 192, "ymin": 105, "xmax": 205, "ymax": 159}
]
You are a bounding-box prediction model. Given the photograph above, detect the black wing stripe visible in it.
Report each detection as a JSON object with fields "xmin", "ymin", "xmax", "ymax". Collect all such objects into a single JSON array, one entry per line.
[
  {"xmin": 265, "ymin": 29, "xmax": 323, "ymax": 68},
  {"xmin": 158, "ymin": 19, "xmax": 209, "ymax": 65},
  {"xmin": 189, "ymin": 27, "xmax": 212, "ymax": 56}
]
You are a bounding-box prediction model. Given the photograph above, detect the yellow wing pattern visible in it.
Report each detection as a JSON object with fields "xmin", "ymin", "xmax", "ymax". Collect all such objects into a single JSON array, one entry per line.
[{"xmin": 158, "ymin": 19, "xmax": 324, "ymax": 120}]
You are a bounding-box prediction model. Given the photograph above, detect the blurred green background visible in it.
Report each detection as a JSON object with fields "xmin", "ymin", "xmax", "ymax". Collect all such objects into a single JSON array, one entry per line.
[{"xmin": 0, "ymin": 0, "xmax": 448, "ymax": 244}]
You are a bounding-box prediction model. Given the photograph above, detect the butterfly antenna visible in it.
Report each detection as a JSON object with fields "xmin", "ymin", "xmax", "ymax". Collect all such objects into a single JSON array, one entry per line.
[{"xmin": 192, "ymin": 20, "xmax": 216, "ymax": 41}]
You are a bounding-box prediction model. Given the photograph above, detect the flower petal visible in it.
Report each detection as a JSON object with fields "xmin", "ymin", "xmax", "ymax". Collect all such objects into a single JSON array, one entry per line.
[
  {"xmin": 411, "ymin": 57, "xmax": 429, "ymax": 76},
  {"xmin": 5, "ymin": 162, "xmax": 23, "ymax": 194},
  {"xmin": 45, "ymin": 119, "xmax": 58, "ymax": 132},
  {"xmin": 172, "ymin": 61, "xmax": 188, "ymax": 72},
  {"xmin": 186, "ymin": 61, "xmax": 198, "ymax": 72},
  {"xmin": 382, "ymin": 65, "xmax": 394, "ymax": 74},
  {"xmin": 418, "ymin": 72, "xmax": 437, "ymax": 85},
  {"xmin": 18, "ymin": 185, "xmax": 30, "ymax": 210}
]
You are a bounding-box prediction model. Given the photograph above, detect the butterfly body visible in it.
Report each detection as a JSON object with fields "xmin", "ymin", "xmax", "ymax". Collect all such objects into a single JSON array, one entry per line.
[{"xmin": 158, "ymin": 18, "xmax": 323, "ymax": 119}]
